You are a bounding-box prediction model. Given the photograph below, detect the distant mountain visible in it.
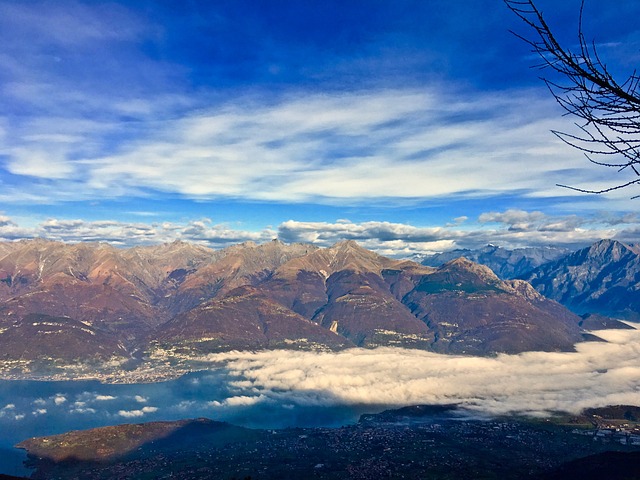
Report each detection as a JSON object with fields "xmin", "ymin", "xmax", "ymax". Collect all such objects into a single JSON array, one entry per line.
[
  {"xmin": 521, "ymin": 239, "xmax": 640, "ymax": 320},
  {"xmin": 0, "ymin": 239, "xmax": 595, "ymax": 370},
  {"xmin": 420, "ymin": 244, "xmax": 570, "ymax": 279}
]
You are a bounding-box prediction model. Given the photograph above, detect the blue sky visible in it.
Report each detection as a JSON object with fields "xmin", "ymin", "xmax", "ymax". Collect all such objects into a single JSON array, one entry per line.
[{"xmin": 1, "ymin": 0, "xmax": 640, "ymax": 255}]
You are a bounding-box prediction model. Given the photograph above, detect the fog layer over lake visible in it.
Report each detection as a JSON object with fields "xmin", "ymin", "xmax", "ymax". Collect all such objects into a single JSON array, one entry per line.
[{"xmin": 1, "ymin": 327, "xmax": 640, "ymax": 475}]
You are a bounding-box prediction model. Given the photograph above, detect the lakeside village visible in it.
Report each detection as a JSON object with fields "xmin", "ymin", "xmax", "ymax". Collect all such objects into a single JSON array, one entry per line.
[{"xmin": 571, "ymin": 416, "xmax": 640, "ymax": 446}]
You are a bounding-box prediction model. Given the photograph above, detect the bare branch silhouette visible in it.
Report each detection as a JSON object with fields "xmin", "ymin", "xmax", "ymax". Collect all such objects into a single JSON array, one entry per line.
[{"xmin": 505, "ymin": 0, "xmax": 640, "ymax": 196}]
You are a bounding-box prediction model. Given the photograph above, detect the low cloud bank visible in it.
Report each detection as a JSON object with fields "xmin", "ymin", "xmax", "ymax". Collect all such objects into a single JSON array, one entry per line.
[
  {"xmin": 1, "ymin": 209, "xmax": 639, "ymax": 255},
  {"xmin": 1, "ymin": 330, "xmax": 640, "ymax": 434},
  {"xmin": 202, "ymin": 327, "xmax": 640, "ymax": 416}
]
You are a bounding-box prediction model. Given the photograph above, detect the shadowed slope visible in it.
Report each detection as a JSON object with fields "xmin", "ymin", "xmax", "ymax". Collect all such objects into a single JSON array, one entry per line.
[{"xmin": 17, "ymin": 418, "xmax": 253, "ymax": 463}]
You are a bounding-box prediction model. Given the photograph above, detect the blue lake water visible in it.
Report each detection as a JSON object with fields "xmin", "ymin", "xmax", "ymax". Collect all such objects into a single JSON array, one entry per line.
[{"xmin": 0, "ymin": 371, "xmax": 374, "ymax": 476}]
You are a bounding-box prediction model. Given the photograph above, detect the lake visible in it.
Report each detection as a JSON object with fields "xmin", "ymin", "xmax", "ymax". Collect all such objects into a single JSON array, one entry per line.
[{"xmin": 0, "ymin": 370, "xmax": 373, "ymax": 476}]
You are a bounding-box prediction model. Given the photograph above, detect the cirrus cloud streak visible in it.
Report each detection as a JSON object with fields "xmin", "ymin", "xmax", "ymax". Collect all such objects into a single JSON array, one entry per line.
[{"xmin": 1, "ymin": 87, "xmax": 625, "ymax": 207}]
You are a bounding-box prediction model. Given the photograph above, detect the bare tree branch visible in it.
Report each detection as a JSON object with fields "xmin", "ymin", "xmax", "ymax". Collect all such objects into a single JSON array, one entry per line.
[{"xmin": 505, "ymin": 0, "xmax": 640, "ymax": 196}]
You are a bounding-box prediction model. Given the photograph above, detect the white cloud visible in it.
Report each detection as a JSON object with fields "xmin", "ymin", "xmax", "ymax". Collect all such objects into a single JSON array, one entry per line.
[
  {"xmin": 199, "ymin": 327, "xmax": 640, "ymax": 417},
  {"xmin": 0, "ymin": 215, "xmax": 273, "ymax": 248},
  {"xmin": 53, "ymin": 394, "xmax": 67, "ymax": 406},
  {"xmin": 6, "ymin": 148, "xmax": 76, "ymax": 179},
  {"xmin": 134, "ymin": 395, "xmax": 148, "ymax": 403},
  {"xmin": 208, "ymin": 395, "xmax": 268, "ymax": 408},
  {"xmin": 71, "ymin": 407, "xmax": 97, "ymax": 415},
  {"xmin": 175, "ymin": 400, "xmax": 198, "ymax": 411},
  {"xmin": 69, "ymin": 402, "xmax": 96, "ymax": 414},
  {"xmin": 70, "ymin": 400, "xmax": 97, "ymax": 414},
  {"xmin": 0, "ymin": 216, "xmax": 16, "ymax": 228},
  {"xmin": 478, "ymin": 209, "xmax": 588, "ymax": 234},
  {"xmin": 276, "ymin": 213, "xmax": 633, "ymax": 255},
  {"xmin": 278, "ymin": 219, "xmax": 457, "ymax": 255},
  {"xmin": 95, "ymin": 395, "xmax": 117, "ymax": 401},
  {"xmin": 0, "ymin": 404, "xmax": 18, "ymax": 419},
  {"xmin": 118, "ymin": 405, "xmax": 158, "ymax": 418},
  {"xmin": 32, "ymin": 408, "xmax": 47, "ymax": 416},
  {"xmin": 179, "ymin": 219, "xmax": 275, "ymax": 245},
  {"xmin": 479, "ymin": 209, "xmax": 547, "ymax": 227},
  {"xmin": 118, "ymin": 409, "xmax": 145, "ymax": 418}
]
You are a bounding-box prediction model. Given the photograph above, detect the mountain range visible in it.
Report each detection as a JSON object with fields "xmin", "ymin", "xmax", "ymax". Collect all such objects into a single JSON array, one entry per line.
[
  {"xmin": 0, "ymin": 238, "xmax": 597, "ymax": 370},
  {"xmin": 421, "ymin": 239, "xmax": 640, "ymax": 321},
  {"xmin": 419, "ymin": 244, "xmax": 570, "ymax": 279},
  {"xmin": 521, "ymin": 239, "xmax": 640, "ymax": 321}
]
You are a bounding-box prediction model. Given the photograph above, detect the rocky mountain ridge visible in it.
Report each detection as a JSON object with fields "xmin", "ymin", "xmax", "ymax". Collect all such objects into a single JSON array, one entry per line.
[
  {"xmin": 521, "ymin": 239, "xmax": 640, "ymax": 320},
  {"xmin": 419, "ymin": 239, "xmax": 640, "ymax": 322},
  {"xmin": 419, "ymin": 244, "xmax": 570, "ymax": 279},
  {"xmin": 0, "ymin": 238, "xmax": 604, "ymax": 371}
]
